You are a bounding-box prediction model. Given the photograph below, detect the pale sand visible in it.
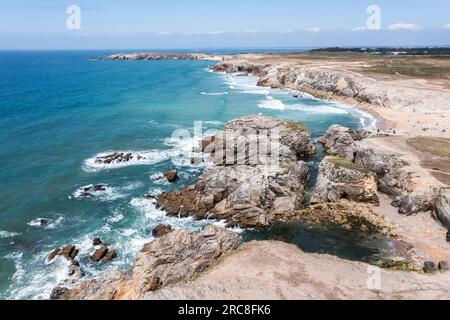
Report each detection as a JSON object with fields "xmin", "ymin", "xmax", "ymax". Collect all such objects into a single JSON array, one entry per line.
[{"xmin": 146, "ymin": 241, "xmax": 450, "ymax": 300}]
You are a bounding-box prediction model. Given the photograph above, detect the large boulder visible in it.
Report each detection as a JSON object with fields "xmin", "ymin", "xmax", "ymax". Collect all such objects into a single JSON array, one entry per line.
[
  {"xmin": 157, "ymin": 115, "xmax": 314, "ymax": 228},
  {"xmin": 318, "ymin": 125, "xmax": 438, "ymax": 215},
  {"xmin": 311, "ymin": 157, "xmax": 379, "ymax": 205},
  {"xmin": 51, "ymin": 226, "xmax": 242, "ymax": 300},
  {"xmin": 435, "ymin": 188, "xmax": 450, "ymax": 229}
]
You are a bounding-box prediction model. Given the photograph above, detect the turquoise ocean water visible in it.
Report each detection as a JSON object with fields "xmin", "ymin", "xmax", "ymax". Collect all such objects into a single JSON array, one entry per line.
[{"xmin": 0, "ymin": 50, "xmax": 376, "ymax": 299}]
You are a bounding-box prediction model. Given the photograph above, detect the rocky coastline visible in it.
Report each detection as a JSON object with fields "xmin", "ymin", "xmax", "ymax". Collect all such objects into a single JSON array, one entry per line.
[{"xmin": 50, "ymin": 54, "xmax": 450, "ymax": 300}]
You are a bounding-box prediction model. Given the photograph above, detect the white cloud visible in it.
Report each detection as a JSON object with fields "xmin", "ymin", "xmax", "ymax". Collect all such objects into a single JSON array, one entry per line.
[
  {"xmin": 443, "ymin": 24, "xmax": 450, "ymax": 29},
  {"xmin": 185, "ymin": 31, "xmax": 226, "ymax": 36},
  {"xmin": 386, "ymin": 23, "xmax": 419, "ymax": 31},
  {"xmin": 157, "ymin": 32, "xmax": 172, "ymax": 36},
  {"xmin": 280, "ymin": 29, "xmax": 294, "ymax": 34},
  {"xmin": 305, "ymin": 27, "xmax": 321, "ymax": 33},
  {"xmin": 244, "ymin": 29, "xmax": 259, "ymax": 34}
]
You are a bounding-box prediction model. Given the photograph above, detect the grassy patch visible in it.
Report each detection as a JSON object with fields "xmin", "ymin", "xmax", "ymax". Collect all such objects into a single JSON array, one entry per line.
[
  {"xmin": 381, "ymin": 260, "xmax": 417, "ymax": 272},
  {"xmin": 330, "ymin": 157, "xmax": 368, "ymax": 173},
  {"xmin": 284, "ymin": 121, "xmax": 310, "ymax": 132},
  {"xmin": 367, "ymin": 58, "xmax": 450, "ymax": 77},
  {"xmin": 407, "ymin": 137, "xmax": 450, "ymax": 157}
]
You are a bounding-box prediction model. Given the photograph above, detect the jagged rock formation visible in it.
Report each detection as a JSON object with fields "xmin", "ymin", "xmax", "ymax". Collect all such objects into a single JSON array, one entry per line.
[
  {"xmin": 318, "ymin": 125, "xmax": 440, "ymax": 216},
  {"xmin": 295, "ymin": 201, "xmax": 394, "ymax": 235},
  {"xmin": 157, "ymin": 115, "xmax": 315, "ymax": 228},
  {"xmin": 311, "ymin": 157, "xmax": 379, "ymax": 205},
  {"xmin": 50, "ymin": 226, "xmax": 242, "ymax": 300},
  {"xmin": 102, "ymin": 53, "xmax": 209, "ymax": 61},
  {"xmin": 435, "ymin": 188, "xmax": 450, "ymax": 229},
  {"xmin": 213, "ymin": 61, "xmax": 389, "ymax": 107}
]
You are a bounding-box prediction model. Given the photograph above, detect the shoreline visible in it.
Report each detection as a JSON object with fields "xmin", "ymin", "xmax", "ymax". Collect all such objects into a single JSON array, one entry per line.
[{"xmin": 44, "ymin": 52, "xmax": 450, "ymax": 300}]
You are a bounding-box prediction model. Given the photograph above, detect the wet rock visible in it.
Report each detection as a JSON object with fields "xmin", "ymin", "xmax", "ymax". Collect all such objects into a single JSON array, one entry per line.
[
  {"xmin": 92, "ymin": 238, "xmax": 102, "ymax": 246},
  {"xmin": 48, "ymin": 248, "xmax": 61, "ymax": 262},
  {"xmin": 39, "ymin": 219, "xmax": 49, "ymax": 227},
  {"xmin": 60, "ymin": 244, "xmax": 78, "ymax": 261},
  {"xmin": 91, "ymin": 246, "xmax": 109, "ymax": 262},
  {"xmin": 157, "ymin": 115, "xmax": 314, "ymax": 228},
  {"xmin": 52, "ymin": 226, "xmax": 242, "ymax": 300},
  {"xmin": 435, "ymin": 188, "xmax": 450, "ymax": 229},
  {"xmin": 439, "ymin": 261, "xmax": 449, "ymax": 271},
  {"xmin": 68, "ymin": 261, "xmax": 85, "ymax": 278},
  {"xmin": 50, "ymin": 287, "xmax": 68, "ymax": 300},
  {"xmin": 311, "ymin": 157, "xmax": 379, "ymax": 205},
  {"xmin": 163, "ymin": 170, "xmax": 179, "ymax": 183},
  {"xmin": 152, "ymin": 224, "xmax": 173, "ymax": 238},
  {"xmin": 423, "ymin": 261, "xmax": 438, "ymax": 273},
  {"xmin": 95, "ymin": 153, "xmax": 140, "ymax": 165},
  {"xmin": 101, "ymin": 249, "xmax": 117, "ymax": 263}
]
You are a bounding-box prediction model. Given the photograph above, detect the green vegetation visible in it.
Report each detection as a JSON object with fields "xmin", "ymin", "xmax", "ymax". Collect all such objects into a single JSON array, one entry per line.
[
  {"xmin": 330, "ymin": 157, "xmax": 368, "ymax": 173},
  {"xmin": 367, "ymin": 59, "xmax": 450, "ymax": 77},
  {"xmin": 407, "ymin": 137, "xmax": 450, "ymax": 157},
  {"xmin": 381, "ymin": 260, "xmax": 417, "ymax": 272},
  {"xmin": 285, "ymin": 121, "xmax": 309, "ymax": 132}
]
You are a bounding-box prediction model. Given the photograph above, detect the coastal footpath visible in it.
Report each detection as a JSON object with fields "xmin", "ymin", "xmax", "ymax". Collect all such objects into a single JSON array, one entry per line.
[{"xmin": 51, "ymin": 52, "xmax": 450, "ymax": 300}]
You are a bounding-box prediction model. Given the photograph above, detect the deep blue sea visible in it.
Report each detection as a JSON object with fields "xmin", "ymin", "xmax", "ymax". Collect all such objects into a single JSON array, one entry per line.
[{"xmin": 0, "ymin": 50, "xmax": 376, "ymax": 299}]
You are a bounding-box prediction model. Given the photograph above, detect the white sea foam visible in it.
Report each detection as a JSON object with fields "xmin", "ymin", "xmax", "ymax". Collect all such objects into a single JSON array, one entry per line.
[
  {"xmin": 27, "ymin": 216, "xmax": 64, "ymax": 230},
  {"xmin": 4, "ymin": 250, "xmax": 70, "ymax": 300},
  {"xmin": 106, "ymin": 212, "xmax": 124, "ymax": 224},
  {"xmin": 0, "ymin": 230, "xmax": 20, "ymax": 238},
  {"xmin": 285, "ymin": 103, "xmax": 349, "ymax": 114},
  {"xmin": 258, "ymin": 96, "xmax": 286, "ymax": 110},
  {"xmin": 71, "ymin": 184, "xmax": 126, "ymax": 202},
  {"xmin": 200, "ymin": 92, "xmax": 229, "ymax": 96},
  {"xmin": 83, "ymin": 150, "xmax": 176, "ymax": 172}
]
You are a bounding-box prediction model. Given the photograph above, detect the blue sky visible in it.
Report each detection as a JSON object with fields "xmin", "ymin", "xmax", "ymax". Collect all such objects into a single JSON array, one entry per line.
[{"xmin": 0, "ymin": 0, "xmax": 449, "ymax": 49}]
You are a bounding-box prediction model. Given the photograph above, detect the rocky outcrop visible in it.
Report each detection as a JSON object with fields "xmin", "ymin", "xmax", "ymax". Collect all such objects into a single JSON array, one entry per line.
[
  {"xmin": 212, "ymin": 60, "xmax": 389, "ymax": 107},
  {"xmin": 163, "ymin": 170, "xmax": 179, "ymax": 183},
  {"xmin": 435, "ymin": 188, "xmax": 450, "ymax": 229},
  {"xmin": 152, "ymin": 224, "xmax": 173, "ymax": 238},
  {"xmin": 318, "ymin": 125, "xmax": 439, "ymax": 216},
  {"xmin": 103, "ymin": 53, "xmax": 204, "ymax": 61},
  {"xmin": 157, "ymin": 115, "xmax": 314, "ymax": 228},
  {"xmin": 294, "ymin": 201, "xmax": 394, "ymax": 235},
  {"xmin": 311, "ymin": 157, "xmax": 379, "ymax": 205},
  {"xmin": 51, "ymin": 226, "xmax": 242, "ymax": 300},
  {"xmin": 95, "ymin": 152, "xmax": 142, "ymax": 165}
]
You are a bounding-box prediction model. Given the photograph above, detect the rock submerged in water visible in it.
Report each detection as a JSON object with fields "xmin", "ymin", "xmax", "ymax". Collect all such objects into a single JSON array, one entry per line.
[
  {"xmin": 90, "ymin": 246, "xmax": 109, "ymax": 262},
  {"xmin": 92, "ymin": 237, "xmax": 102, "ymax": 246},
  {"xmin": 95, "ymin": 152, "xmax": 143, "ymax": 165},
  {"xmin": 50, "ymin": 226, "xmax": 242, "ymax": 300},
  {"xmin": 163, "ymin": 170, "xmax": 179, "ymax": 183},
  {"xmin": 157, "ymin": 115, "xmax": 315, "ymax": 228},
  {"xmin": 48, "ymin": 244, "xmax": 79, "ymax": 262}
]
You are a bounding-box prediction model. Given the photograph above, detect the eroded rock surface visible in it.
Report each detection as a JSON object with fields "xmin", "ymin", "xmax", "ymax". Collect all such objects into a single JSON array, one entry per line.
[
  {"xmin": 51, "ymin": 226, "xmax": 242, "ymax": 300},
  {"xmin": 435, "ymin": 188, "xmax": 450, "ymax": 229},
  {"xmin": 318, "ymin": 125, "xmax": 439, "ymax": 216},
  {"xmin": 311, "ymin": 157, "xmax": 379, "ymax": 205},
  {"xmin": 157, "ymin": 115, "xmax": 314, "ymax": 228}
]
